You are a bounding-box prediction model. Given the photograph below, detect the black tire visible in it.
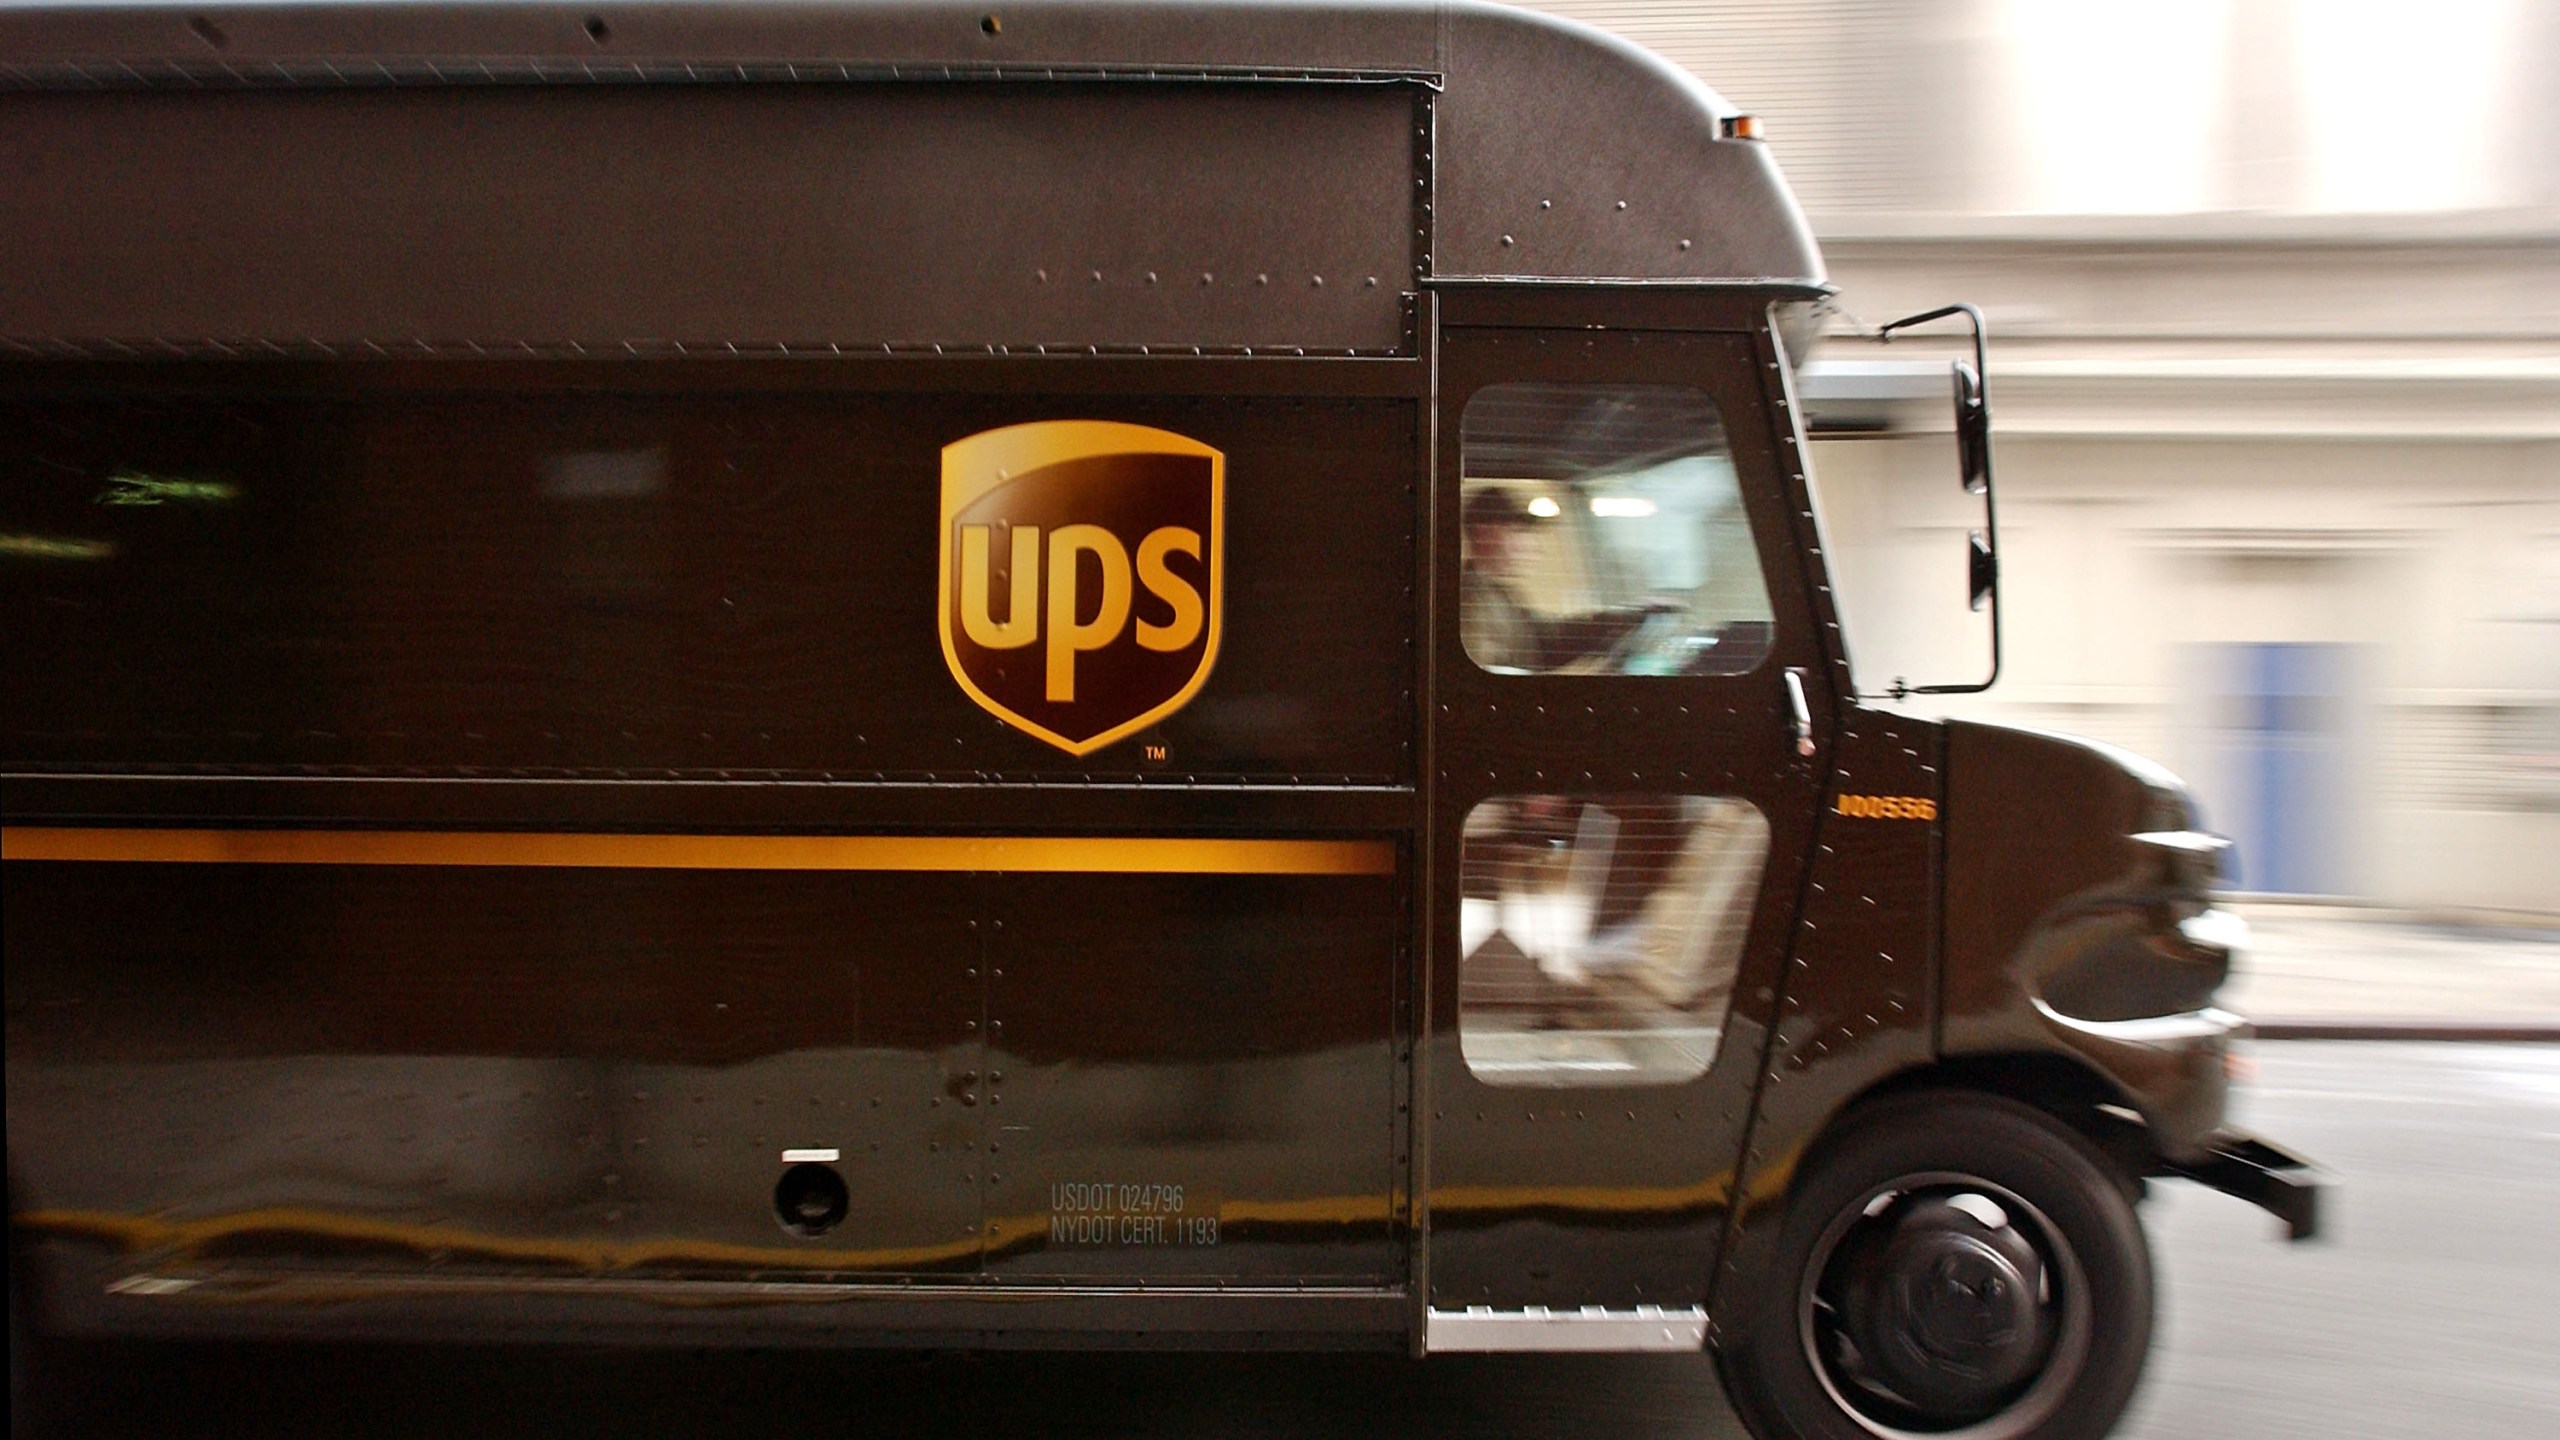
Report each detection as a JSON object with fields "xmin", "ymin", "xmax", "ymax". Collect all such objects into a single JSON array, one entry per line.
[{"xmin": 1718, "ymin": 1091, "xmax": 2152, "ymax": 1440}]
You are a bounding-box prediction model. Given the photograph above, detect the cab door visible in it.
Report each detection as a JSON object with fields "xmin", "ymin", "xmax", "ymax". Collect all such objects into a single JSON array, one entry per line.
[{"xmin": 1424, "ymin": 288, "xmax": 1836, "ymax": 1319}]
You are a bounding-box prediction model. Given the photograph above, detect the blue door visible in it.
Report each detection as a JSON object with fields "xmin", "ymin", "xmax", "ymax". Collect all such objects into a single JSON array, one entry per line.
[{"xmin": 2204, "ymin": 642, "xmax": 2349, "ymax": 893}]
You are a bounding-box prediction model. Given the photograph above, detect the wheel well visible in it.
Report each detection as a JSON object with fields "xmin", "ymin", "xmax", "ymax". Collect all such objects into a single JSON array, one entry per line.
[{"xmin": 1814, "ymin": 1054, "xmax": 2160, "ymax": 1201}]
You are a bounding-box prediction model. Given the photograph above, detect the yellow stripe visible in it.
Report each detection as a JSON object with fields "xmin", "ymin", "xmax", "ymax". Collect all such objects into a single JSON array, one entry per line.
[{"xmin": 0, "ymin": 827, "xmax": 1395, "ymax": 876}]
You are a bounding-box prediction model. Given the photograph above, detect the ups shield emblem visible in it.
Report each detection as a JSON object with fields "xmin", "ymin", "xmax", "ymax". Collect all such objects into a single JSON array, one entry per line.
[{"xmin": 939, "ymin": 421, "xmax": 1225, "ymax": 756}]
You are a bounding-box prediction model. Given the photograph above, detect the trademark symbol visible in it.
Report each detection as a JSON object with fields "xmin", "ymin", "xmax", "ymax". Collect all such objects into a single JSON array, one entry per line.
[{"xmin": 1143, "ymin": 744, "xmax": 1169, "ymax": 762}]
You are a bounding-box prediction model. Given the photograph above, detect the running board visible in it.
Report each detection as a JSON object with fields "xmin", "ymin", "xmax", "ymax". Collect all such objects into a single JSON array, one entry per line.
[{"xmin": 1425, "ymin": 1304, "xmax": 1708, "ymax": 1353}]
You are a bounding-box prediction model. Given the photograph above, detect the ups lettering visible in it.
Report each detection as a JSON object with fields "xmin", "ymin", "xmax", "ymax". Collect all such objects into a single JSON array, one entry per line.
[
  {"xmin": 955, "ymin": 522, "xmax": 1206, "ymax": 701},
  {"xmin": 939, "ymin": 420, "xmax": 1225, "ymax": 756}
]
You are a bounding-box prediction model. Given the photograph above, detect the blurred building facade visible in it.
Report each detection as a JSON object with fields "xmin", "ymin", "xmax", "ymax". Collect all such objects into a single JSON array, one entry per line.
[{"xmin": 1531, "ymin": 0, "xmax": 2560, "ymax": 911}]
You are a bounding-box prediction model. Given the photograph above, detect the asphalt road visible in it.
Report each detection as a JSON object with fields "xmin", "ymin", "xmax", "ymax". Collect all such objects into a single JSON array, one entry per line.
[{"xmin": 26, "ymin": 1042, "xmax": 2560, "ymax": 1439}]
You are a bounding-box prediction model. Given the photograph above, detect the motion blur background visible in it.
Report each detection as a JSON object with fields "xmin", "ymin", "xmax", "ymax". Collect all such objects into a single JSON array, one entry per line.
[{"xmin": 1532, "ymin": 0, "xmax": 2559, "ymax": 914}]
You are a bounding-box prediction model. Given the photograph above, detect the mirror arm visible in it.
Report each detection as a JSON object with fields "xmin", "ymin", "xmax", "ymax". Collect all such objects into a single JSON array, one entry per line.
[
  {"xmin": 1878, "ymin": 303, "xmax": 2002, "ymax": 697},
  {"xmin": 1877, "ymin": 302, "xmax": 1989, "ymax": 399}
]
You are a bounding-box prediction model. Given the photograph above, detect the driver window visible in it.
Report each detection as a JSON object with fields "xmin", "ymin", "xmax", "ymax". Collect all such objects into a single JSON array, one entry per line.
[{"xmin": 1459, "ymin": 382, "xmax": 1773, "ymax": 677}]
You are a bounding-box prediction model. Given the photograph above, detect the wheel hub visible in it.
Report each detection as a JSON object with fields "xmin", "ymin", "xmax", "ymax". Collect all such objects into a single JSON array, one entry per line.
[{"xmin": 1826, "ymin": 1191, "xmax": 2061, "ymax": 1424}]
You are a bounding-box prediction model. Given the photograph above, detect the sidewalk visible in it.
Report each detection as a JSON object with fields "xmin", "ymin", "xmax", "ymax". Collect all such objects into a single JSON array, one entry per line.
[{"xmin": 2217, "ymin": 899, "xmax": 2560, "ymax": 1039}]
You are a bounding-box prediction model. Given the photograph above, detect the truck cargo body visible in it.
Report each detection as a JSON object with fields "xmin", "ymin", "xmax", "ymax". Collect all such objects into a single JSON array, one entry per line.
[{"xmin": 7, "ymin": 8, "xmax": 2316, "ymax": 1435}]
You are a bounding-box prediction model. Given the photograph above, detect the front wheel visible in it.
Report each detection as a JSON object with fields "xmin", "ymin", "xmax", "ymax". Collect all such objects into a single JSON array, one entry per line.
[{"xmin": 1719, "ymin": 1092, "xmax": 2153, "ymax": 1440}]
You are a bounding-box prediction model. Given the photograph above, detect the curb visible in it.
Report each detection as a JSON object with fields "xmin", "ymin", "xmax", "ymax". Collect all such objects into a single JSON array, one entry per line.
[{"xmin": 2250, "ymin": 1019, "xmax": 2560, "ymax": 1042}]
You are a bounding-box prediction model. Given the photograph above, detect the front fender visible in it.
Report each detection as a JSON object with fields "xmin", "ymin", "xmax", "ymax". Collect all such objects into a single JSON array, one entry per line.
[{"xmin": 1941, "ymin": 722, "xmax": 2236, "ymax": 1160}]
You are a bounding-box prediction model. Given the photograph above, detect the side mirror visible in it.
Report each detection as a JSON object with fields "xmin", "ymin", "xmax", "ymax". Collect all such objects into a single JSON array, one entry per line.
[
  {"xmin": 1878, "ymin": 303, "xmax": 2002, "ymax": 695},
  {"xmin": 1967, "ymin": 529, "xmax": 1996, "ymax": 612},
  {"xmin": 1953, "ymin": 360, "xmax": 1990, "ymax": 496},
  {"xmin": 1953, "ymin": 360, "xmax": 1996, "ymax": 611}
]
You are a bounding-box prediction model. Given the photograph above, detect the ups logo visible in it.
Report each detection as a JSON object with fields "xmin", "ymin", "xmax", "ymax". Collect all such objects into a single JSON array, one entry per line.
[{"xmin": 939, "ymin": 421, "xmax": 1225, "ymax": 756}]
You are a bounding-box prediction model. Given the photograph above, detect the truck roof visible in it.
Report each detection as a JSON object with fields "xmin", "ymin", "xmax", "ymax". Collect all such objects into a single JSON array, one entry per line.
[{"xmin": 2, "ymin": 1, "xmax": 1824, "ymax": 355}]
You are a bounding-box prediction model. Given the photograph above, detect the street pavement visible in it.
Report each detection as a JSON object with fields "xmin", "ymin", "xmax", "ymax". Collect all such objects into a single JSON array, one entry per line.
[
  {"xmin": 2119, "ymin": 1041, "xmax": 2560, "ymax": 1439},
  {"xmin": 27, "ymin": 1041, "xmax": 2560, "ymax": 1439}
]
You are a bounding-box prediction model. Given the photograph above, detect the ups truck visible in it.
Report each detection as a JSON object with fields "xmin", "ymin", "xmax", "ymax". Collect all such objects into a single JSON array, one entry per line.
[{"xmin": 2, "ymin": 4, "xmax": 2320, "ymax": 1437}]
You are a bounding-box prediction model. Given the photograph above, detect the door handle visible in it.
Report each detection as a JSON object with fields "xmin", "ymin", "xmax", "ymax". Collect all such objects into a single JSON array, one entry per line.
[{"xmin": 1783, "ymin": 668, "xmax": 1816, "ymax": 757}]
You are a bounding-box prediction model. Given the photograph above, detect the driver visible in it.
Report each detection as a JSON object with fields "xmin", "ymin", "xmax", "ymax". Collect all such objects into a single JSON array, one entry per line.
[{"xmin": 1460, "ymin": 487, "xmax": 1661, "ymax": 673}]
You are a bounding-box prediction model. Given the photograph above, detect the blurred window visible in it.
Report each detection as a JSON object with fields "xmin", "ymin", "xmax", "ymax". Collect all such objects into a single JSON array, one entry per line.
[
  {"xmin": 2486, "ymin": 704, "xmax": 2560, "ymax": 811},
  {"xmin": 1459, "ymin": 382, "xmax": 1773, "ymax": 677},
  {"xmin": 1458, "ymin": 792, "xmax": 1769, "ymax": 1087}
]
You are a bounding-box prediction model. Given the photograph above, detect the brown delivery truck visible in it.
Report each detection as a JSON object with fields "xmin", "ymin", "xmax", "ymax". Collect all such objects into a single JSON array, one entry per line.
[{"xmin": 1, "ymin": 4, "xmax": 2319, "ymax": 1437}]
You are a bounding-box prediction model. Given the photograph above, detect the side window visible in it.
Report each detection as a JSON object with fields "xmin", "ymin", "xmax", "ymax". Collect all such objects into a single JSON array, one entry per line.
[
  {"xmin": 1459, "ymin": 382, "xmax": 1773, "ymax": 677},
  {"xmin": 1458, "ymin": 792, "xmax": 1770, "ymax": 1087}
]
